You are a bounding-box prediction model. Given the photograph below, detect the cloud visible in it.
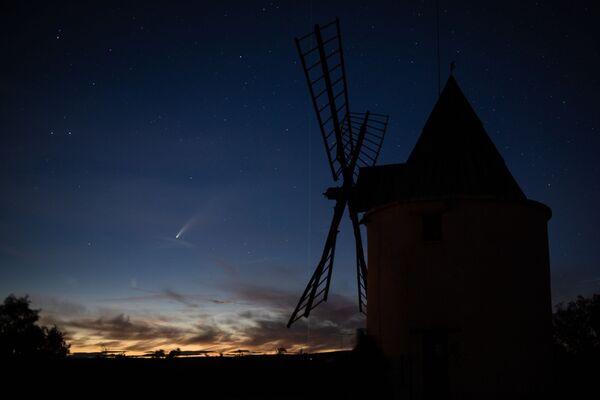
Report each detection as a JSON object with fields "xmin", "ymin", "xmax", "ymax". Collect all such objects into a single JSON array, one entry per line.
[
  {"xmin": 183, "ymin": 325, "xmax": 230, "ymax": 345},
  {"xmin": 219, "ymin": 279, "xmax": 363, "ymax": 324},
  {"xmin": 65, "ymin": 313, "xmax": 184, "ymax": 342},
  {"xmin": 162, "ymin": 288, "xmax": 199, "ymax": 308},
  {"xmin": 239, "ymin": 317, "xmax": 311, "ymax": 348},
  {"xmin": 30, "ymin": 294, "xmax": 87, "ymax": 331},
  {"xmin": 58, "ymin": 297, "xmax": 361, "ymax": 354},
  {"xmin": 30, "ymin": 294, "xmax": 87, "ymax": 317},
  {"xmin": 31, "ymin": 280, "xmax": 364, "ymax": 354},
  {"xmin": 229, "ymin": 304, "xmax": 362, "ymax": 352},
  {"xmin": 213, "ymin": 258, "xmax": 239, "ymax": 278},
  {"xmin": 209, "ymin": 280, "xmax": 365, "ymax": 352},
  {"xmin": 222, "ymin": 282, "xmax": 297, "ymax": 309},
  {"xmin": 178, "ymin": 350, "xmax": 214, "ymax": 356},
  {"xmin": 93, "ymin": 341, "xmax": 123, "ymax": 349},
  {"xmin": 101, "ymin": 288, "xmax": 231, "ymax": 308},
  {"xmin": 40, "ymin": 300, "xmax": 234, "ymax": 352}
]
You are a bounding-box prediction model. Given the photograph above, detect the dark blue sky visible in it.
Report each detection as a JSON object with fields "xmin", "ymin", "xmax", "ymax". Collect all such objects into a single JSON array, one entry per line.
[{"xmin": 1, "ymin": 1, "xmax": 599, "ymax": 353}]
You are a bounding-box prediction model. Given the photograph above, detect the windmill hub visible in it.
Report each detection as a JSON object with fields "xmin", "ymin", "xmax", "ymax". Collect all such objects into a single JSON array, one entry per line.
[{"xmin": 323, "ymin": 186, "xmax": 344, "ymax": 201}]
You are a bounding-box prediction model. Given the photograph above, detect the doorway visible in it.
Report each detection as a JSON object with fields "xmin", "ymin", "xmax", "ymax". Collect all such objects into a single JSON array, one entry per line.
[{"xmin": 422, "ymin": 331, "xmax": 449, "ymax": 399}]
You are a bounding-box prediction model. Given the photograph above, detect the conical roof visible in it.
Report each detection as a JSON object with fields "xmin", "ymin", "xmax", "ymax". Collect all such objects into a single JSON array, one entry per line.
[{"xmin": 355, "ymin": 76, "xmax": 525, "ymax": 211}]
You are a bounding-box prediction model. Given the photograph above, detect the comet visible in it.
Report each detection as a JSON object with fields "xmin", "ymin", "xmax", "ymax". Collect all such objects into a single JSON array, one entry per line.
[{"xmin": 175, "ymin": 213, "xmax": 201, "ymax": 240}]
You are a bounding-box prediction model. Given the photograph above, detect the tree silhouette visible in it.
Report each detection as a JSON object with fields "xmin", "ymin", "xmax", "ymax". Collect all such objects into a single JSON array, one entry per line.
[
  {"xmin": 167, "ymin": 348, "xmax": 181, "ymax": 359},
  {"xmin": 41, "ymin": 325, "xmax": 69, "ymax": 358},
  {"xmin": 151, "ymin": 349, "xmax": 166, "ymax": 358},
  {"xmin": 553, "ymin": 293, "xmax": 600, "ymax": 355},
  {"xmin": 276, "ymin": 347, "xmax": 287, "ymax": 355},
  {"xmin": 0, "ymin": 294, "xmax": 69, "ymax": 359}
]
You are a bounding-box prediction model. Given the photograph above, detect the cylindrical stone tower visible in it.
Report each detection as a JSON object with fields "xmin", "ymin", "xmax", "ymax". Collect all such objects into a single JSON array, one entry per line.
[{"xmin": 355, "ymin": 77, "xmax": 552, "ymax": 399}]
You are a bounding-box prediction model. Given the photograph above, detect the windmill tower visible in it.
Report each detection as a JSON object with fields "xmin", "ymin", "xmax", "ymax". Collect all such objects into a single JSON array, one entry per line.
[
  {"xmin": 287, "ymin": 18, "xmax": 389, "ymax": 327},
  {"xmin": 354, "ymin": 76, "xmax": 553, "ymax": 398},
  {"xmin": 288, "ymin": 19, "xmax": 552, "ymax": 399}
]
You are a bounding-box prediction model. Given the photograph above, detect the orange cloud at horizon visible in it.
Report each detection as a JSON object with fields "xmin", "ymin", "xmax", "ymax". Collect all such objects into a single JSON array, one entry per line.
[{"xmin": 34, "ymin": 291, "xmax": 364, "ymax": 357}]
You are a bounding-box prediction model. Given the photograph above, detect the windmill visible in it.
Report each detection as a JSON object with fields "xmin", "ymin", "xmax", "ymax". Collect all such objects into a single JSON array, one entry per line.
[{"xmin": 287, "ymin": 18, "xmax": 389, "ymax": 327}]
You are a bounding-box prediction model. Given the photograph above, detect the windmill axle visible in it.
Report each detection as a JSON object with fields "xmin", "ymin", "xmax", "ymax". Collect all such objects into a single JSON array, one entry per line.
[{"xmin": 323, "ymin": 186, "xmax": 345, "ymax": 200}]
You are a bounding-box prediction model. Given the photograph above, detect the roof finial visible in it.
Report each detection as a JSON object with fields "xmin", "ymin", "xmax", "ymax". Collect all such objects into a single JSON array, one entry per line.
[{"xmin": 450, "ymin": 61, "xmax": 456, "ymax": 76}]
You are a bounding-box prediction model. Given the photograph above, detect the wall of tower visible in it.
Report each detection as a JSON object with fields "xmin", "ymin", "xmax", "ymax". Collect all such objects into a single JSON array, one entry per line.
[{"xmin": 365, "ymin": 198, "xmax": 552, "ymax": 398}]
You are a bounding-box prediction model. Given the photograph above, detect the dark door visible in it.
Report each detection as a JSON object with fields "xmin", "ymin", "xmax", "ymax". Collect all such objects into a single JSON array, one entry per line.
[{"xmin": 422, "ymin": 331, "xmax": 449, "ymax": 399}]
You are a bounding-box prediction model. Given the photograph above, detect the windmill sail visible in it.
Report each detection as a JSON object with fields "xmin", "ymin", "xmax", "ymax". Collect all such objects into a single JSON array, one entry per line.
[
  {"xmin": 295, "ymin": 18, "xmax": 353, "ymax": 181},
  {"xmin": 342, "ymin": 112, "xmax": 390, "ymax": 179},
  {"xmin": 348, "ymin": 205, "xmax": 368, "ymax": 313},
  {"xmin": 288, "ymin": 18, "xmax": 390, "ymax": 327},
  {"xmin": 287, "ymin": 199, "xmax": 345, "ymax": 327}
]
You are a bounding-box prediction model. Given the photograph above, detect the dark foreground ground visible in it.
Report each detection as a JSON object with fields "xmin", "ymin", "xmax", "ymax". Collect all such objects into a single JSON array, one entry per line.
[
  {"xmin": 3, "ymin": 350, "xmax": 599, "ymax": 399},
  {"xmin": 6, "ymin": 351, "xmax": 389, "ymax": 399}
]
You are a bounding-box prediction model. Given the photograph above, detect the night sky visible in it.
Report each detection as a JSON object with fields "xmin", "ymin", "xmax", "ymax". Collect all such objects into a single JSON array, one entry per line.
[{"xmin": 1, "ymin": 1, "xmax": 599, "ymax": 354}]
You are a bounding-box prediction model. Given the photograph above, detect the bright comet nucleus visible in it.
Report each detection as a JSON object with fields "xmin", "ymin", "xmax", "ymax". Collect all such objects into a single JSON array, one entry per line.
[{"xmin": 175, "ymin": 212, "xmax": 202, "ymax": 240}]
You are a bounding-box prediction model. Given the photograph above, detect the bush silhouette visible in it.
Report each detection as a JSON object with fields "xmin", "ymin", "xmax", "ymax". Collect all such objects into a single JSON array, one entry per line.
[
  {"xmin": 0, "ymin": 294, "xmax": 69, "ymax": 359},
  {"xmin": 553, "ymin": 293, "xmax": 600, "ymax": 356}
]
